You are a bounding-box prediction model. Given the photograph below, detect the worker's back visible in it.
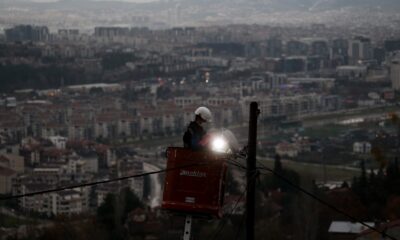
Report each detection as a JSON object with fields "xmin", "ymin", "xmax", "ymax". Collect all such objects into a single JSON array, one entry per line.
[{"xmin": 183, "ymin": 121, "xmax": 206, "ymax": 150}]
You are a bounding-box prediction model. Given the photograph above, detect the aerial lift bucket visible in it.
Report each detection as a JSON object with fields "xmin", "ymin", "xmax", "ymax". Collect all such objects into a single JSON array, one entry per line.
[{"xmin": 161, "ymin": 147, "xmax": 228, "ymax": 218}]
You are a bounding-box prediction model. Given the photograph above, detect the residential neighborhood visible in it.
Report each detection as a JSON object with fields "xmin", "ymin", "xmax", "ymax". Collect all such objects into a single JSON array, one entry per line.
[{"xmin": 1, "ymin": 1, "xmax": 400, "ymax": 238}]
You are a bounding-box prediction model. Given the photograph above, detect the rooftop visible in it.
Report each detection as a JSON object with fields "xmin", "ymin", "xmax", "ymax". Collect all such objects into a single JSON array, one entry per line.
[
  {"xmin": 0, "ymin": 166, "xmax": 16, "ymax": 176},
  {"xmin": 329, "ymin": 221, "xmax": 374, "ymax": 234}
]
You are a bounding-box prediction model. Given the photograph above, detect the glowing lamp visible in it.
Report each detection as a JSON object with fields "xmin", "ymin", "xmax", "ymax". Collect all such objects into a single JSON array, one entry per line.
[{"xmin": 211, "ymin": 137, "xmax": 228, "ymax": 153}]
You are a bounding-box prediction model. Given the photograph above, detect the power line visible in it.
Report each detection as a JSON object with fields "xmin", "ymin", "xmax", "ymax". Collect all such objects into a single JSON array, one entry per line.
[
  {"xmin": 256, "ymin": 161, "xmax": 398, "ymax": 240},
  {"xmin": 212, "ymin": 188, "xmax": 247, "ymax": 240},
  {"xmin": 226, "ymin": 157, "xmax": 247, "ymax": 170},
  {"xmin": 210, "ymin": 186, "xmax": 245, "ymax": 240},
  {"xmin": 4, "ymin": 150, "xmax": 392, "ymax": 239},
  {"xmin": 0, "ymin": 163, "xmax": 205, "ymax": 201},
  {"xmin": 0, "ymin": 156, "xmax": 244, "ymax": 202},
  {"xmin": 230, "ymin": 156, "xmax": 397, "ymax": 239},
  {"xmin": 210, "ymin": 172, "xmax": 257, "ymax": 240},
  {"xmin": 234, "ymin": 210, "xmax": 246, "ymax": 240}
]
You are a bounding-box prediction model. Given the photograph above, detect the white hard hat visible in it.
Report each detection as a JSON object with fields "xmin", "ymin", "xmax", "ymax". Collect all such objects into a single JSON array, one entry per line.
[{"xmin": 195, "ymin": 106, "xmax": 212, "ymax": 122}]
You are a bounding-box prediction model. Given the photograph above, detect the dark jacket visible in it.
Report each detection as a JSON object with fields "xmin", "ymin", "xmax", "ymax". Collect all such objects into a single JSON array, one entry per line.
[{"xmin": 183, "ymin": 121, "xmax": 206, "ymax": 150}]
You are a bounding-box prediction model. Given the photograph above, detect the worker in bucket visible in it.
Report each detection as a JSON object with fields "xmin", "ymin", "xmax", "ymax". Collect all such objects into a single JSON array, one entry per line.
[{"xmin": 183, "ymin": 106, "xmax": 212, "ymax": 150}]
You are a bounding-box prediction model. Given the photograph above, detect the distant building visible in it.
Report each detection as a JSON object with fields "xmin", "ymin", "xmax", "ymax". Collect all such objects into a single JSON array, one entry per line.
[
  {"xmin": 0, "ymin": 166, "xmax": 16, "ymax": 194},
  {"xmin": 16, "ymin": 183, "xmax": 88, "ymax": 216},
  {"xmin": 283, "ymin": 57, "xmax": 307, "ymax": 73},
  {"xmin": 245, "ymin": 42, "xmax": 263, "ymax": 58},
  {"xmin": 321, "ymin": 95, "xmax": 342, "ymax": 111},
  {"xmin": 385, "ymin": 39, "xmax": 400, "ymax": 53},
  {"xmin": 337, "ymin": 65, "xmax": 368, "ymax": 79},
  {"xmin": 58, "ymin": 29, "xmax": 79, "ymax": 35},
  {"xmin": 307, "ymin": 56, "xmax": 326, "ymax": 71},
  {"xmin": 56, "ymin": 29, "xmax": 81, "ymax": 42},
  {"xmin": 5, "ymin": 97, "xmax": 17, "ymax": 108},
  {"xmin": 241, "ymin": 93, "xmax": 321, "ymax": 119},
  {"xmin": 0, "ymin": 154, "xmax": 24, "ymax": 173},
  {"xmin": 94, "ymin": 27, "xmax": 129, "ymax": 38},
  {"xmin": 287, "ymin": 77, "xmax": 335, "ymax": 91},
  {"xmin": 331, "ymin": 38, "xmax": 349, "ymax": 66},
  {"xmin": 48, "ymin": 136, "xmax": 67, "ymax": 149},
  {"xmin": 206, "ymin": 97, "xmax": 236, "ymax": 106},
  {"xmin": 348, "ymin": 36, "xmax": 373, "ymax": 64},
  {"xmin": 5, "ymin": 25, "xmax": 49, "ymax": 42},
  {"xmin": 174, "ymin": 96, "xmax": 202, "ymax": 108},
  {"xmin": 286, "ymin": 40, "xmax": 309, "ymax": 56},
  {"xmin": 311, "ymin": 39, "xmax": 329, "ymax": 57},
  {"xmin": 353, "ymin": 142, "xmax": 371, "ymax": 154},
  {"xmin": 266, "ymin": 38, "xmax": 283, "ymax": 58},
  {"xmin": 65, "ymin": 83, "xmax": 123, "ymax": 93},
  {"xmin": 357, "ymin": 220, "xmax": 400, "ymax": 240},
  {"xmin": 241, "ymin": 73, "xmax": 287, "ymax": 94},
  {"xmin": 329, "ymin": 221, "xmax": 374, "ymax": 240},
  {"xmin": 332, "ymin": 38, "xmax": 349, "ymax": 57},
  {"xmin": 366, "ymin": 66, "xmax": 389, "ymax": 82},
  {"xmin": 391, "ymin": 59, "xmax": 400, "ymax": 90},
  {"xmin": 373, "ymin": 47, "xmax": 386, "ymax": 64},
  {"xmin": 275, "ymin": 142, "xmax": 299, "ymax": 158},
  {"xmin": 381, "ymin": 88, "xmax": 395, "ymax": 100}
]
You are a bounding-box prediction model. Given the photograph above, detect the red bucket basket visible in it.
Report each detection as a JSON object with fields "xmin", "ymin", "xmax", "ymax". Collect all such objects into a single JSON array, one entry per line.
[{"xmin": 161, "ymin": 147, "xmax": 228, "ymax": 218}]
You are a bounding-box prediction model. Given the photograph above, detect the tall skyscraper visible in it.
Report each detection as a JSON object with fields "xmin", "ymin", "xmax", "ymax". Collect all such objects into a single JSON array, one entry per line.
[
  {"xmin": 391, "ymin": 59, "xmax": 400, "ymax": 90},
  {"xmin": 311, "ymin": 40, "xmax": 329, "ymax": 57},
  {"xmin": 5, "ymin": 25, "xmax": 49, "ymax": 42},
  {"xmin": 385, "ymin": 39, "xmax": 400, "ymax": 52},
  {"xmin": 348, "ymin": 36, "xmax": 373, "ymax": 64},
  {"xmin": 332, "ymin": 38, "xmax": 349, "ymax": 56},
  {"xmin": 331, "ymin": 38, "xmax": 349, "ymax": 66},
  {"xmin": 266, "ymin": 37, "xmax": 282, "ymax": 58},
  {"xmin": 286, "ymin": 40, "xmax": 309, "ymax": 56}
]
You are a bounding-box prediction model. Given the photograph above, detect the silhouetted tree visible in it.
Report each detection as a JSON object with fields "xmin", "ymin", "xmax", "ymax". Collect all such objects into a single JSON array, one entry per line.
[
  {"xmin": 97, "ymin": 194, "xmax": 116, "ymax": 231},
  {"xmin": 369, "ymin": 168, "xmax": 376, "ymax": 185},
  {"xmin": 359, "ymin": 159, "xmax": 368, "ymax": 202},
  {"xmin": 351, "ymin": 176, "xmax": 359, "ymax": 195},
  {"xmin": 89, "ymin": 87, "xmax": 104, "ymax": 95},
  {"xmin": 274, "ymin": 154, "xmax": 283, "ymax": 174},
  {"xmin": 386, "ymin": 158, "xmax": 400, "ymax": 196},
  {"xmin": 121, "ymin": 188, "xmax": 143, "ymax": 223},
  {"xmin": 272, "ymin": 154, "xmax": 283, "ymax": 189}
]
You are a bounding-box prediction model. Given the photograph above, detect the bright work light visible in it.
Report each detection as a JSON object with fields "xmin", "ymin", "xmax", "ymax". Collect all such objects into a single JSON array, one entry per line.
[{"xmin": 211, "ymin": 136, "xmax": 228, "ymax": 153}]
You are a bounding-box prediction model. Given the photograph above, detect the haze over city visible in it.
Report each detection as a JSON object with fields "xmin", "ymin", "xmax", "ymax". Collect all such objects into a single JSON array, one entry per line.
[
  {"xmin": 1, "ymin": 0, "xmax": 400, "ymax": 240},
  {"xmin": 1, "ymin": 0, "xmax": 400, "ymax": 31}
]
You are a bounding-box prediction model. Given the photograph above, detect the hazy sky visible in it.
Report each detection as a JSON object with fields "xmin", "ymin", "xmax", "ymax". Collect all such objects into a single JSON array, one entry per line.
[
  {"xmin": 90, "ymin": 0, "xmax": 158, "ymax": 2},
  {"xmin": 26, "ymin": 0, "xmax": 158, "ymax": 2}
]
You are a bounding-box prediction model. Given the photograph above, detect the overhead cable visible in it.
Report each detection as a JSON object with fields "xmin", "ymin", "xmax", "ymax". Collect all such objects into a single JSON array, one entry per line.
[
  {"xmin": 0, "ymin": 163, "xmax": 205, "ymax": 201},
  {"xmin": 256, "ymin": 161, "xmax": 398, "ymax": 240}
]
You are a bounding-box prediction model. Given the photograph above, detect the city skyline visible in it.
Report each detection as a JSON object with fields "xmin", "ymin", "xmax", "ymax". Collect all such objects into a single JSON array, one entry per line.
[{"xmin": 1, "ymin": 1, "xmax": 400, "ymax": 239}]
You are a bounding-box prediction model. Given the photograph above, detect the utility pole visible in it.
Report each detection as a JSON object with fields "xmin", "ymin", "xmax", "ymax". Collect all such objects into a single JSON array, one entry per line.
[
  {"xmin": 183, "ymin": 215, "xmax": 192, "ymax": 240},
  {"xmin": 247, "ymin": 102, "xmax": 259, "ymax": 240}
]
